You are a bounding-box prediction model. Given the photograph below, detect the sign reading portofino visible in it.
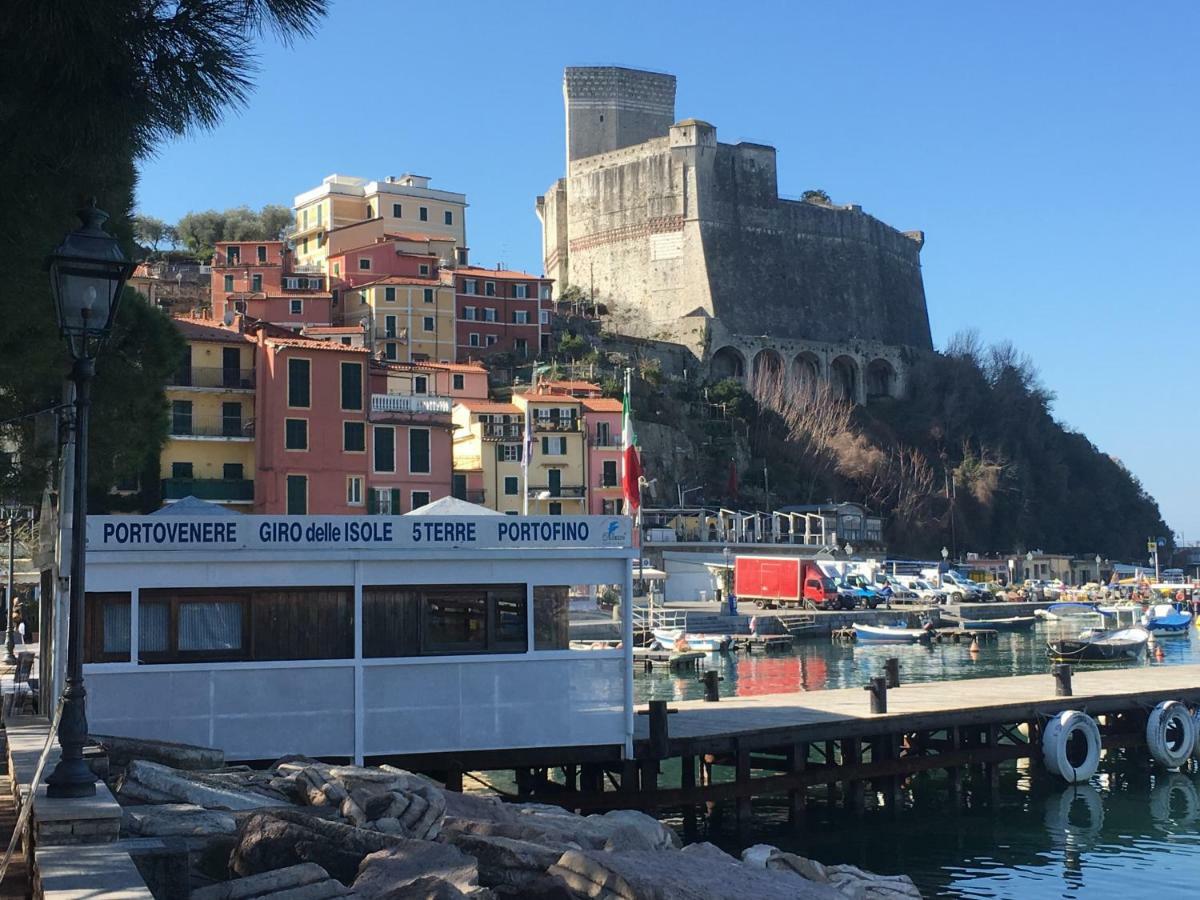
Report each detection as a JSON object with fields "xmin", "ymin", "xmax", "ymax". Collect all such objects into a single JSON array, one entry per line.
[{"xmin": 88, "ymin": 515, "xmax": 632, "ymax": 552}]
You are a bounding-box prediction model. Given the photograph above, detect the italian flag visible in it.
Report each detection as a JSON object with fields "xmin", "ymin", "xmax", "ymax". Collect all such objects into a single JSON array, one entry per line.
[{"xmin": 621, "ymin": 371, "xmax": 642, "ymax": 516}]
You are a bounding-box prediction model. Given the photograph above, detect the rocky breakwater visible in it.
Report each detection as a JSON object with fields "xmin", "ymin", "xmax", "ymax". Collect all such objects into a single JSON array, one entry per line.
[{"xmin": 110, "ymin": 752, "xmax": 920, "ymax": 899}]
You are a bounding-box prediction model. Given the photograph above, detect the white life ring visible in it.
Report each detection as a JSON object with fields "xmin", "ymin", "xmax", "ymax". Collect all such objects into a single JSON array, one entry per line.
[
  {"xmin": 1044, "ymin": 785, "xmax": 1105, "ymax": 848},
  {"xmin": 1042, "ymin": 710, "xmax": 1101, "ymax": 783},
  {"xmin": 1147, "ymin": 701, "xmax": 1195, "ymax": 770},
  {"xmin": 1149, "ymin": 773, "xmax": 1200, "ymax": 826}
]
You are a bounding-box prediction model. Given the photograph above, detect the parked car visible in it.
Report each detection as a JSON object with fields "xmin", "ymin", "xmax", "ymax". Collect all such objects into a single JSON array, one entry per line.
[
  {"xmin": 877, "ymin": 576, "xmax": 921, "ymax": 605},
  {"xmin": 900, "ymin": 577, "xmax": 949, "ymax": 605},
  {"xmin": 941, "ymin": 571, "xmax": 992, "ymax": 603},
  {"xmin": 842, "ymin": 574, "xmax": 883, "ymax": 609}
]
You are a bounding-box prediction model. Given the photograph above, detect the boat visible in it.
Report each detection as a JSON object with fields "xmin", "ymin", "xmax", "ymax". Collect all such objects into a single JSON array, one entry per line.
[
  {"xmin": 1037, "ymin": 602, "xmax": 1103, "ymax": 621},
  {"xmin": 958, "ymin": 615, "xmax": 1038, "ymax": 632},
  {"xmin": 1141, "ymin": 604, "xmax": 1193, "ymax": 635},
  {"xmin": 853, "ymin": 623, "xmax": 929, "ymax": 644},
  {"xmin": 1046, "ymin": 626, "xmax": 1150, "ymax": 663},
  {"xmin": 651, "ymin": 629, "xmax": 732, "ymax": 653}
]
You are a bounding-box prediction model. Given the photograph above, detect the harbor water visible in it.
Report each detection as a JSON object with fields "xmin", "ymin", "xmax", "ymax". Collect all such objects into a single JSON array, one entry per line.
[{"xmin": 635, "ymin": 621, "xmax": 1200, "ymax": 898}]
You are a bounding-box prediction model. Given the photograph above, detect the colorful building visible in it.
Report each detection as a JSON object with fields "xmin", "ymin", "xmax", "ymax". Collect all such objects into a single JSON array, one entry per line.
[
  {"xmin": 211, "ymin": 240, "xmax": 333, "ymax": 328},
  {"xmin": 162, "ymin": 319, "xmax": 258, "ymax": 507},
  {"xmin": 581, "ymin": 397, "xmax": 624, "ymax": 514},
  {"xmin": 449, "ymin": 267, "xmax": 552, "ymax": 362},
  {"xmin": 511, "ymin": 391, "xmax": 588, "ymax": 516},
  {"xmin": 291, "ymin": 174, "xmax": 468, "ymax": 271},
  {"xmin": 450, "ymin": 400, "xmax": 526, "ymax": 513}
]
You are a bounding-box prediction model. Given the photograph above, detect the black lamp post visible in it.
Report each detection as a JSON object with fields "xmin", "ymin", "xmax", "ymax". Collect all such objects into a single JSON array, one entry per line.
[{"xmin": 45, "ymin": 203, "xmax": 133, "ymax": 798}]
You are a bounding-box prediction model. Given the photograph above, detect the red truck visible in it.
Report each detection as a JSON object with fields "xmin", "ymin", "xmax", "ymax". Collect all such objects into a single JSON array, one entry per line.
[{"xmin": 733, "ymin": 556, "xmax": 844, "ymax": 610}]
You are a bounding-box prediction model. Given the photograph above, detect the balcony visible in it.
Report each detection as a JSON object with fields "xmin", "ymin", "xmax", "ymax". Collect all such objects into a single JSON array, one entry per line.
[
  {"xmin": 527, "ymin": 485, "xmax": 587, "ymax": 499},
  {"xmin": 170, "ymin": 417, "xmax": 255, "ymax": 439},
  {"xmin": 532, "ymin": 417, "xmax": 581, "ymax": 433},
  {"xmin": 452, "ymin": 489, "xmax": 486, "ymax": 504},
  {"xmin": 162, "ymin": 478, "xmax": 254, "ymax": 503},
  {"xmin": 482, "ymin": 423, "xmax": 522, "ymax": 440},
  {"xmin": 591, "ymin": 437, "xmax": 622, "ymax": 449},
  {"xmin": 375, "ymin": 327, "xmax": 409, "ymax": 341},
  {"xmin": 212, "ymin": 254, "xmax": 278, "ymax": 269},
  {"xmin": 369, "ymin": 393, "xmax": 451, "ymax": 422},
  {"xmin": 172, "ymin": 367, "xmax": 255, "ymax": 391}
]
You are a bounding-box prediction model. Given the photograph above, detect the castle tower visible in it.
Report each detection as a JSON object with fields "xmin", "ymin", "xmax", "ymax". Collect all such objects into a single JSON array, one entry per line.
[{"xmin": 563, "ymin": 67, "xmax": 676, "ymax": 164}]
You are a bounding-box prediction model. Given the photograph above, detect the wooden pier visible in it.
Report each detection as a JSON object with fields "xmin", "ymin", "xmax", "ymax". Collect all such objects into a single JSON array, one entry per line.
[{"xmin": 443, "ymin": 664, "xmax": 1200, "ymax": 827}]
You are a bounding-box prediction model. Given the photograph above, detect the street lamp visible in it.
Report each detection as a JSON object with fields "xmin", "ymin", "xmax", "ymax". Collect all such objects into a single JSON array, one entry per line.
[
  {"xmin": 45, "ymin": 203, "xmax": 134, "ymax": 799},
  {"xmin": 2, "ymin": 505, "xmax": 31, "ymax": 665},
  {"xmin": 1095, "ymin": 554, "xmax": 1103, "ymax": 584}
]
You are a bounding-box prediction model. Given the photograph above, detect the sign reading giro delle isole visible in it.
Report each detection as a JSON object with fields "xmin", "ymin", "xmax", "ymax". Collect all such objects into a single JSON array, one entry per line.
[{"xmin": 87, "ymin": 515, "xmax": 633, "ymax": 552}]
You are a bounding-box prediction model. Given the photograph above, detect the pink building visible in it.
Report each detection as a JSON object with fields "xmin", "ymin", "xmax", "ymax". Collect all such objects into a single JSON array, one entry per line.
[
  {"xmin": 212, "ymin": 241, "xmax": 333, "ymax": 328},
  {"xmin": 450, "ymin": 267, "xmax": 551, "ymax": 362},
  {"xmin": 253, "ymin": 333, "xmax": 371, "ymax": 514},
  {"xmin": 327, "ymin": 234, "xmax": 447, "ymax": 288},
  {"xmin": 581, "ymin": 397, "xmax": 624, "ymax": 514}
]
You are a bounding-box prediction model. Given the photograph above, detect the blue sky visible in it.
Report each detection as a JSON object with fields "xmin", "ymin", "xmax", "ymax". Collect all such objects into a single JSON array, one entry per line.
[{"xmin": 135, "ymin": 1, "xmax": 1200, "ymax": 540}]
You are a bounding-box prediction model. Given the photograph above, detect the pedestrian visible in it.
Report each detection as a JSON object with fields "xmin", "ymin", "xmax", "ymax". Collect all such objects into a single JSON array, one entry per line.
[{"xmin": 10, "ymin": 609, "xmax": 24, "ymax": 644}]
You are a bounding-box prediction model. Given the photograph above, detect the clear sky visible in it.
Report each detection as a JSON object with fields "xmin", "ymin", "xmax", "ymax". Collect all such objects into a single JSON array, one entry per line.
[{"xmin": 135, "ymin": 1, "xmax": 1200, "ymax": 540}]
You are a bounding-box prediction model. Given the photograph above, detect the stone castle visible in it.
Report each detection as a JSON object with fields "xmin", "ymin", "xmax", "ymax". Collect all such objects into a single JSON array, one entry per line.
[{"xmin": 536, "ymin": 67, "xmax": 933, "ymax": 402}]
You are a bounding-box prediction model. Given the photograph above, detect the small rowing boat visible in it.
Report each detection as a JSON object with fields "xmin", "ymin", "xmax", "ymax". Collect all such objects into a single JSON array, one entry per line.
[
  {"xmin": 1037, "ymin": 602, "xmax": 1103, "ymax": 621},
  {"xmin": 1046, "ymin": 626, "xmax": 1150, "ymax": 663},
  {"xmin": 853, "ymin": 623, "xmax": 929, "ymax": 644},
  {"xmin": 651, "ymin": 629, "xmax": 732, "ymax": 653},
  {"xmin": 958, "ymin": 615, "xmax": 1038, "ymax": 632},
  {"xmin": 1142, "ymin": 604, "xmax": 1193, "ymax": 635}
]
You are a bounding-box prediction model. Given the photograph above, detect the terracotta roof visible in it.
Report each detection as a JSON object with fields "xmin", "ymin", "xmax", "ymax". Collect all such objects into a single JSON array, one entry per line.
[
  {"xmin": 515, "ymin": 393, "xmax": 582, "ymax": 407},
  {"xmin": 455, "ymin": 400, "xmax": 521, "ymax": 414},
  {"xmin": 330, "ymin": 237, "xmax": 441, "ymax": 259},
  {"xmin": 354, "ymin": 276, "xmax": 444, "ymax": 288},
  {"xmin": 265, "ymin": 336, "xmax": 370, "ymax": 354},
  {"xmin": 452, "ymin": 266, "xmax": 550, "ymax": 281},
  {"xmin": 171, "ymin": 318, "xmax": 254, "ymax": 344},
  {"xmin": 302, "ymin": 326, "xmax": 365, "ymax": 335},
  {"xmin": 386, "ymin": 231, "xmax": 455, "ymax": 244},
  {"xmin": 538, "ymin": 380, "xmax": 602, "ymax": 394},
  {"xmin": 378, "ymin": 360, "xmax": 487, "ymax": 375},
  {"xmin": 580, "ymin": 397, "xmax": 622, "ymax": 413}
]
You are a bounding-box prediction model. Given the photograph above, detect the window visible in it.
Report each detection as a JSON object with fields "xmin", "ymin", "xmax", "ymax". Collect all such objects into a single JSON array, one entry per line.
[
  {"xmin": 501, "ymin": 444, "xmax": 522, "ymax": 462},
  {"xmin": 515, "ymin": 338, "xmax": 527, "ymax": 357},
  {"xmin": 344, "ymin": 421, "xmax": 365, "ymax": 452},
  {"xmin": 602, "ymin": 460, "xmax": 618, "ymax": 487},
  {"xmin": 548, "ymin": 502, "xmax": 562, "ymax": 516},
  {"xmin": 423, "ymin": 288, "xmax": 434, "ymax": 303},
  {"xmin": 171, "ymin": 461, "xmax": 193, "ymax": 479},
  {"xmin": 223, "ymin": 463, "xmax": 243, "ymax": 480},
  {"xmin": 409, "ymin": 428, "xmax": 430, "ymax": 474},
  {"xmin": 341, "ymin": 362, "xmax": 363, "ymax": 410},
  {"xmin": 251, "ymin": 273, "xmax": 262, "ymax": 292},
  {"xmin": 286, "ymin": 475, "xmax": 307, "ymax": 514},
  {"xmin": 308, "ymin": 278, "xmax": 321, "ymax": 290},
  {"xmin": 418, "ymin": 586, "xmax": 526, "ymax": 655},
  {"xmin": 444, "ymin": 210, "xmax": 453, "ymax": 226},
  {"xmin": 419, "ymin": 264, "xmax": 430, "ymax": 276},
  {"xmin": 392, "ymin": 202, "xmax": 402, "ymax": 218},
  {"xmin": 514, "ymin": 283, "xmax": 528, "ymax": 299},
  {"xmin": 347, "ymin": 476, "xmax": 363, "ymax": 506},
  {"xmin": 469, "ymin": 333, "xmax": 480, "ymax": 347},
  {"xmin": 596, "ymin": 421, "xmax": 610, "ymax": 445},
  {"xmin": 285, "ymin": 277, "xmax": 299, "ymax": 289},
  {"xmin": 484, "ymin": 281, "xmax": 496, "ymax": 296},
  {"xmin": 333, "ymin": 263, "xmax": 341, "ymax": 277},
  {"xmin": 539, "ymin": 310, "xmax": 550, "ymax": 324},
  {"xmin": 171, "ymin": 400, "xmax": 193, "ymax": 435},
  {"xmin": 359, "ymin": 257, "xmax": 370, "ymax": 270},
  {"xmin": 541, "ymin": 436, "xmax": 567, "ymax": 456},
  {"xmin": 287, "ymin": 358, "xmax": 310, "ymax": 407},
  {"xmin": 411, "ymin": 490, "xmax": 430, "ymax": 509},
  {"xmin": 366, "ymin": 203, "xmax": 373, "ymax": 218},
  {"xmin": 414, "ymin": 375, "xmax": 428, "ymax": 394},
  {"xmin": 341, "ymin": 337, "xmax": 351, "ymax": 346},
  {"xmin": 601, "ymin": 499, "xmax": 619, "ymax": 515},
  {"xmin": 513, "ymin": 310, "xmax": 529, "ymax": 324},
  {"xmin": 257, "ymin": 245, "xmax": 267, "ymax": 263},
  {"xmin": 285, "ymin": 418, "xmax": 308, "ymax": 450},
  {"xmin": 385, "ymin": 287, "xmax": 396, "ymax": 302},
  {"xmin": 290, "ymin": 299, "xmax": 302, "ymax": 315},
  {"xmin": 227, "ymin": 246, "xmax": 240, "ymax": 264},
  {"xmin": 504, "ymin": 476, "xmax": 519, "ymax": 496},
  {"xmin": 316, "ymin": 205, "xmax": 323, "ymax": 225},
  {"xmin": 534, "ymin": 585, "xmax": 569, "ymax": 650},
  {"xmin": 223, "ymin": 274, "xmax": 234, "ymax": 292},
  {"xmin": 302, "ymin": 209, "xmax": 309, "ymax": 227},
  {"xmin": 221, "ymin": 402, "xmax": 243, "ymax": 437},
  {"xmin": 359, "ymin": 291, "xmax": 367, "ymax": 306},
  {"xmin": 301, "ymin": 237, "xmax": 308, "ymax": 254},
  {"xmin": 483, "ymin": 308, "xmax": 496, "ymax": 322},
  {"xmin": 419, "ymin": 206, "xmax": 428, "ymax": 221},
  {"xmin": 463, "ymin": 307, "xmax": 476, "ymax": 321},
  {"xmin": 452, "ymin": 374, "xmax": 465, "ymax": 391},
  {"xmin": 374, "ymin": 426, "xmax": 395, "ymax": 473},
  {"xmin": 385, "ymin": 342, "xmax": 398, "ymax": 361},
  {"xmin": 422, "ymin": 316, "xmax": 434, "ymax": 332},
  {"xmin": 457, "ymin": 248, "xmax": 468, "ymax": 265},
  {"xmin": 485, "ymin": 335, "xmax": 497, "ymax": 347},
  {"xmin": 464, "ymin": 279, "xmax": 477, "ymax": 295}
]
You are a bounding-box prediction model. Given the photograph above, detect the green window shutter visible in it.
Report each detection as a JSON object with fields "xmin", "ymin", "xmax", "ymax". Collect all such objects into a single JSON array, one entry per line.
[
  {"xmin": 340, "ymin": 362, "xmax": 362, "ymax": 411},
  {"xmin": 541, "ymin": 437, "xmax": 548, "ymax": 454},
  {"xmin": 390, "ymin": 488, "xmax": 402, "ymax": 515},
  {"xmin": 367, "ymin": 490, "xmax": 378, "ymax": 514},
  {"xmin": 495, "ymin": 444, "xmax": 503, "ymax": 461}
]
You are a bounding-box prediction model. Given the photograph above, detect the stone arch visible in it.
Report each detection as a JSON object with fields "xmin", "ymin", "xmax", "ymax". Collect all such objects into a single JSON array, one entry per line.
[
  {"xmin": 710, "ymin": 345, "xmax": 746, "ymax": 380},
  {"xmin": 751, "ymin": 349, "xmax": 784, "ymax": 390},
  {"xmin": 830, "ymin": 355, "xmax": 860, "ymax": 403},
  {"xmin": 866, "ymin": 358, "xmax": 896, "ymax": 400},
  {"xmin": 791, "ymin": 351, "xmax": 821, "ymax": 387}
]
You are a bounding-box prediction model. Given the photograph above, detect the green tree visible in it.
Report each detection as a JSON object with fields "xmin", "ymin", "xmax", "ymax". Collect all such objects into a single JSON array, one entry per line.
[
  {"xmin": 133, "ymin": 214, "xmax": 170, "ymax": 251},
  {"xmin": 176, "ymin": 204, "xmax": 294, "ymax": 257},
  {"xmin": 802, "ymin": 189, "xmax": 832, "ymax": 204},
  {"xmin": 0, "ymin": 2, "xmax": 327, "ymax": 507}
]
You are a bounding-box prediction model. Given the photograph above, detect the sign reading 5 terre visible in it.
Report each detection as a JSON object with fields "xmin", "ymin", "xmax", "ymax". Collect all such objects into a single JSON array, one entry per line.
[{"xmin": 88, "ymin": 515, "xmax": 632, "ymax": 552}]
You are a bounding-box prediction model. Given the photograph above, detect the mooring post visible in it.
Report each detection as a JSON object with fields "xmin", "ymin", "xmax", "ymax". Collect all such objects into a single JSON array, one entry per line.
[
  {"xmin": 444, "ymin": 765, "xmax": 463, "ymax": 793},
  {"xmin": 735, "ymin": 740, "xmax": 752, "ymax": 833},
  {"xmin": 700, "ymin": 669, "xmax": 721, "ymax": 702},
  {"xmin": 620, "ymin": 759, "xmax": 639, "ymax": 794},
  {"xmin": 1053, "ymin": 663, "xmax": 1073, "ymax": 696},
  {"xmin": 680, "ymin": 754, "xmax": 698, "ymax": 837},
  {"xmin": 648, "ymin": 700, "xmax": 671, "ymax": 759},
  {"xmin": 865, "ymin": 676, "xmax": 888, "ymax": 713},
  {"xmin": 884, "ymin": 657, "xmax": 901, "ymax": 688}
]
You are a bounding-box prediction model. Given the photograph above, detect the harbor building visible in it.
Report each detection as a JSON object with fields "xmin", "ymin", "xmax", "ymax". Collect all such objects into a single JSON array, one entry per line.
[
  {"xmin": 448, "ymin": 266, "xmax": 552, "ymax": 361},
  {"xmin": 450, "ymin": 400, "xmax": 527, "ymax": 512},
  {"xmin": 211, "ymin": 240, "xmax": 333, "ymax": 328}
]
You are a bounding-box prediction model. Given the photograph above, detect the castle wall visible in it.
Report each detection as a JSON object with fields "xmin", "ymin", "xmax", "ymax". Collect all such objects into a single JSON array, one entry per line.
[{"xmin": 564, "ymin": 67, "xmax": 676, "ymax": 164}]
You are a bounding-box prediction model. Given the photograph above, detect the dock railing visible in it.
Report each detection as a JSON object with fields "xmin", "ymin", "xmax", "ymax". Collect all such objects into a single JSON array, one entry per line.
[{"xmin": 632, "ymin": 607, "xmax": 688, "ymax": 633}]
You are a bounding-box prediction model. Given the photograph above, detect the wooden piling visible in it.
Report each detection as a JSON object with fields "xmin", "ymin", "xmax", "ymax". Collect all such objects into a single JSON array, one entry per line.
[{"xmin": 787, "ymin": 742, "xmax": 807, "ymax": 824}]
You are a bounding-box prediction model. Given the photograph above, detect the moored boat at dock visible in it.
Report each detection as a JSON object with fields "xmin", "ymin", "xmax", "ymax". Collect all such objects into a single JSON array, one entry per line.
[
  {"xmin": 958, "ymin": 615, "xmax": 1038, "ymax": 632},
  {"xmin": 1141, "ymin": 604, "xmax": 1193, "ymax": 635},
  {"xmin": 1046, "ymin": 626, "xmax": 1150, "ymax": 663},
  {"xmin": 853, "ymin": 623, "xmax": 930, "ymax": 644}
]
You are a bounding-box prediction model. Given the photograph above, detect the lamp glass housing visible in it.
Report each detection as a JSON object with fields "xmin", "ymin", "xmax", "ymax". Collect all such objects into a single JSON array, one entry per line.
[{"xmin": 48, "ymin": 206, "xmax": 132, "ymax": 360}]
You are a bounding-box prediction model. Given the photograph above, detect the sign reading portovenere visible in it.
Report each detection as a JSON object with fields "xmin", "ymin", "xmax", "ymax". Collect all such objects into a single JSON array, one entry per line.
[{"xmin": 87, "ymin": 515, "xmax": 633, "ymax": 553}]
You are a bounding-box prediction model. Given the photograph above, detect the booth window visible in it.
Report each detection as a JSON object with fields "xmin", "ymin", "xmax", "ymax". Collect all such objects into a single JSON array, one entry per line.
[
  {"xmin": 364, "ymin": 585, "xmax": 526, "ymax": 657},
  {"xmin": 533, "ymin": 586, "xmax": 570, "ymax": 650}
]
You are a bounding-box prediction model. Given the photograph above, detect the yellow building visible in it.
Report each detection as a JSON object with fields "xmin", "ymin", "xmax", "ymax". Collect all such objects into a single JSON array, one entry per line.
[
  {"xmin": 341, "ymin": 277, "xmax": 457, "ymax": 364},
  {"xmin": 512, "ymin": 392, "xmax": 588, "ymax": 515},
  {"xmin": 292, "ymin": 174, "xmax": 468, "ymax": 270},
  {"xmin": 160, "ymin": 319, "xmax": 257, "ymax": 507}
]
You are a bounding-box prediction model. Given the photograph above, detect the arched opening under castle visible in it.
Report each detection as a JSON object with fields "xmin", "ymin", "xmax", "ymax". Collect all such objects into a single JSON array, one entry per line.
[
  {"xmin": 866, "ymin": 358, "xmax": 896, "ymax": 400},
  {"xmin": 711, "ymin": 346, "xmax": 746, "ymax": 380},
  {"xmin": 792, "ymin": 352, "xmax": 821, "ymax": 387},
  {"xmin": 830, "ymin": 355, "xmax": 859, "ymax": 403},
  {"xmin": 751, "ymin": 349, "xmax": 784, "ymax": 392}
]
